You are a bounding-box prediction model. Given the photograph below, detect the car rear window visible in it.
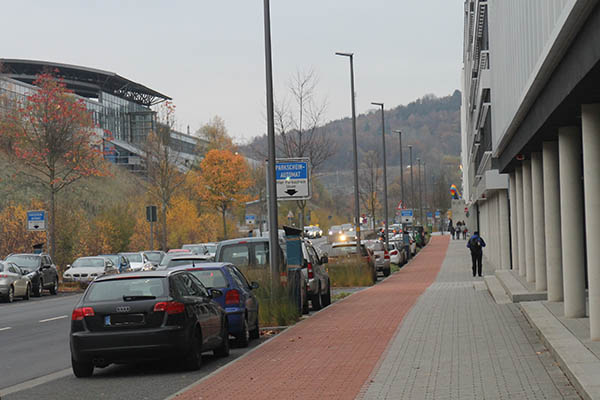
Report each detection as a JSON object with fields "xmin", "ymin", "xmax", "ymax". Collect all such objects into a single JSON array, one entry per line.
[
  {"xmin": 220, "ymin": 244, "xmax": 250, "ymax": 267},
  {"xmin": 167, "ymin": 258, "xmax": 210, "ymax": 268},
  {"xmin": 187, "ymin": 269, "xmax": 228, "ymax": 288},
  {"xmin": 85, "ymin": 278, "xmax": 166, "ymax": 302},
  {"xmin": 73, "ymin": 258, "xmax": 105, "ymax": 268},
  {"xmin": 330, "ymin": 246, "xmax": 358, "ymax": 257}
]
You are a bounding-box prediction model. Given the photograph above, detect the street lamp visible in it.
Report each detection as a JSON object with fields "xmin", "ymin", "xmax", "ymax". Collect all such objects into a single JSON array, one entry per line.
[
  {"xmin": 417, "ymin": 158, "xmax": 423, "ymax": 226},
  {"xmin": 393, "ymin": 130, "xmax": 404, "ymax": 209},
  {"xmin": 408, "ymin": 145, "xmax": 414, "ymax": 212},
  {"xmin": 336, "ymin": 51, "xmax": 361, "ymax": 253},
  {"xmin": 263, "ymin": 0, "xmax": 279, "ymax": 286},
  {"xmin": 371, "ymin": 102, "xmax": 389, "ymax": 250}
]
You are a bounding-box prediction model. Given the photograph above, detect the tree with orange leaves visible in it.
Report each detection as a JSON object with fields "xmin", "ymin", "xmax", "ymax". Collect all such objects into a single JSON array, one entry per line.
[
  {"xmin": 2, "ymin": 73, "xmax": 110, "ymax": 258},
  {"xmin": 197, "ymin": 149, "xmax": 252, "ymax": 239}
]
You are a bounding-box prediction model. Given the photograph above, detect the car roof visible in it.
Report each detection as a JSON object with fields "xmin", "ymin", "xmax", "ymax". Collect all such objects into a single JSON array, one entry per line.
[
  {"xmin": 168, "ymin": 255, "xmax": 212, "ymax": 260},
  {"xmin": 168, "ymin": 262, "xmax": 233, "ymax": 271},
  {"xmin": 93, "ymin": 269, "xmax": 180, "ymax": 281},
  {"xmin": 218, "ymin": 237, "xmax": 269, "ymax": 245},
  {"xmin": 6, "ymin": 253, "xmax": 42, "ymax": 257}
]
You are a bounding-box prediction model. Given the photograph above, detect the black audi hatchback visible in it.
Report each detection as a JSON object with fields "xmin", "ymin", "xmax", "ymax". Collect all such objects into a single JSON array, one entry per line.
[{"xmin": 70, "ymin": 270, "xmax": 230, "ymax": 377}]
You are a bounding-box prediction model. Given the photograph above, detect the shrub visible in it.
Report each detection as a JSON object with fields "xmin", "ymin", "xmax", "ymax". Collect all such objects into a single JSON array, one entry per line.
[{"xmin": 328, "ymin": 256, "xmax": 375, "ymax": 287}]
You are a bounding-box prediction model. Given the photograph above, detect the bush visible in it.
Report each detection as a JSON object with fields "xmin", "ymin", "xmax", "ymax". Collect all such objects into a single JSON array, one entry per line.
[
  {"xmin": 328, "ymin": 256, "xmax": 375, "ymax": 287},
  {"xmin": 238, "ymin": 267, "xmax": 300, "ymax": 327}
]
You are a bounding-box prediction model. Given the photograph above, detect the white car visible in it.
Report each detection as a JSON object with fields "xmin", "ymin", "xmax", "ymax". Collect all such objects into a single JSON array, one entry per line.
[
  {"xmin": 63, "ymin": 257, "xmax": 118, "ymax": 283},
  {"xmin": 388, "ymin": 242, "xmax": 407, "ymax": 266},
  {"xmin": 118, "ymin": 252, "xmax": 153, "ymax": 271}
]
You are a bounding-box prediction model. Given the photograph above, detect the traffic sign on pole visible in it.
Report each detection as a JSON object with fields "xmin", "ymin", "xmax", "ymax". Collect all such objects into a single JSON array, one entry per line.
[
  {"xmin": 275, "ymin": 158, "xmax": 311, "ymax": 200},
  {"xmin": 400, "ymin": 209, "xmax": 413, "ymax": 224},
  {"xmin": 27, "ymin": 210, "xmax": 46, "ymax": 231}
]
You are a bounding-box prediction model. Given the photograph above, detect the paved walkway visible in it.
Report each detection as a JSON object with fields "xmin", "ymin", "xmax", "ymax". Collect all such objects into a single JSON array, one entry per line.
[
  {"xmin": 359, "ymin": 239, "xmax": 579, "ymax": 400},
  {"xmin": 174, "ymin": 237, "xmax": 578, "ymax": 400}
]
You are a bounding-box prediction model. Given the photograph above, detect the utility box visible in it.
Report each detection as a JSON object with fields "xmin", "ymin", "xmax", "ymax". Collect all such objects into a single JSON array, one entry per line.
[{"xmin": 283, "ymin": 225, "xmax": 304, "ymax": 315}]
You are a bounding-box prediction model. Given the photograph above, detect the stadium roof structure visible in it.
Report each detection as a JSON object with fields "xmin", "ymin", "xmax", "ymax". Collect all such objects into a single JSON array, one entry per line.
[{"xmin": 0, "ymin": 58, "xmax": 171, "ymax": 106}]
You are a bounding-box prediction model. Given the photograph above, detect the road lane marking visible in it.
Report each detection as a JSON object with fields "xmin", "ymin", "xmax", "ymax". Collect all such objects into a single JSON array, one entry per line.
[
  {"xmin": 0, "ymin": 327, "xmax": 11, "ymax": 331},
  {"xmin": 39, "ymin": 315, "xmax": 68, "ymax": 323},
  {"xmin": 0, "ymin": 368, "xmax": 72, "ymax": 397}
]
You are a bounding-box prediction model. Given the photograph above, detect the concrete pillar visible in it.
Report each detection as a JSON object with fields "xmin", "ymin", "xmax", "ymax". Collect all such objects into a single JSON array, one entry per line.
[
  {"xmin": 531, "ymin": 152, "xmax": 547, "ymax": 291},
  {"xmin": 494, "ymin": 193, "xmax": 500, "ymax": 267},
  {"xmin": 543, "ymin": 141, "xmax": 563, "ymax": 302},
  {"xmin": 522, "ymin": 159, "xmax": 536, "ymax": 283},
  {"xmin": 559, "ymin": 126, "xmax": 586, "ymax": 318},
  {"xmin": 499, "ymin": 189, "xmax": 510, "ymax": 270},
  {"xmin": 515, "ymin": 166, "xmax": 526, "ymax": 276},
  {"xmin": 582, "ymin": 104, "xmax": 600, "ymax": 340},
  {"xmin": 509, "ymin": 173, "xmax": 519, "ymax": 270}
]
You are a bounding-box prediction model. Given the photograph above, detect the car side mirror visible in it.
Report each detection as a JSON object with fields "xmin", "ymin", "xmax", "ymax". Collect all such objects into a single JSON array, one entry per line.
[
  {"xmin": 210, "ymin": 289, "xmax": 223, "ymax": 298},
  {"xmin": 321, "ymin": 256, "xmax": 329, "ymax": 264},
  {"xmin": 250, "ymin": 281, "xmax": 259, "ymax": 290},
  {"xmin": 66, "ymin": 264, "xmax": 71, "ymax": 269}
]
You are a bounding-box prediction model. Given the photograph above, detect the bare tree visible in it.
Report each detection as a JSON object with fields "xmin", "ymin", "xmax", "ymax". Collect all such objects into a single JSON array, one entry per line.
[
  {"xmin": 144, "ymin": 102, "xmax": 190, "ymax": 250},
  {"xmin": 359, "ymin": 151, "xmax": 382, "ymax": 229}
]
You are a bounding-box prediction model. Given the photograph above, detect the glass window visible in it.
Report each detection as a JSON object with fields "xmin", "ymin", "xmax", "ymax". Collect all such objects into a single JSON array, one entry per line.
[
  {"xmin": 231, "ymin": 266, "xmax": 251, "ymax": 289},
  {"xmin": 72, "ymin": 258, "xmax": 105, "ymax": 268},
  {"xmin": 220, "ymin": 244, "xmax": 250, "ymax": 267},
  {"xmin": 253, "ymin": 242, "xmax": 269, "ymax": 266},
  {"xmin": 5, "ymin": 255, "xmax": 40, "ymax": 269},
  {"xmin": 85, "ymin": 278, "xmax": 166, "ymax": 302},
  {"xmin": 188, "ymin": 269, "xmax": 228, "ymax": 289}
]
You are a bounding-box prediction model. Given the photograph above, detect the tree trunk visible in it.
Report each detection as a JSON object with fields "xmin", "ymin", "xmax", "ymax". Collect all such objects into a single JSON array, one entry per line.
[
  {"xmin": 161, "ymin": 203, "xmax": 168, "ymax": 251},
  {"xmin": 222, "ymin": 207, "xmax": 228, "ymax": 240},
  {"xmin": 49, "ymin": 187, "xmax": 56, "ymax": 259}
]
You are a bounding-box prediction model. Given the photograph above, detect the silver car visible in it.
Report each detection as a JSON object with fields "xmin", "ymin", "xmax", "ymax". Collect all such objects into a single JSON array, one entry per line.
[
  {"xmin": 0, "ymin": 261, "xmax": 32, "ymax": 302},
  {"xmin": 63, "ymin": 257, "xmax": 119, "ymax": 283}
]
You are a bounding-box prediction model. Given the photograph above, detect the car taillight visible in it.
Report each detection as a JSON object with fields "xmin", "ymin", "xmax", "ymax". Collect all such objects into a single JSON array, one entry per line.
[
  {"xmin": 72, "ymin": 307, "xmax": 95, "ymax": 320},
  {"xmin": 0, "ymin": 274, "xmax": 8, "ymax": 278},
  {"xmin": 384, "ymin": 251, "xmax": 390, "ymax": 260},
  {"xmin": 154, "ymin": 301, "xmax": 185, "ymax": 314},
  {"xmin": 390, "ymin": 250, "xmax": 398, "ymax": 255},
  {"xmin": 225, "ymin": 289, "xmax": 240, "ymax": 305},
  {"xmin": 307, "ymin": 262, "xmax": 314, "ymax": 279}
]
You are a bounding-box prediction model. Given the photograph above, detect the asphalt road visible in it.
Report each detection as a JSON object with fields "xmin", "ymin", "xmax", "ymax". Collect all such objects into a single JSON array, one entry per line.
[{"xmin": 0, "ymin": 291, "xmax": 269, "ymax": 400}]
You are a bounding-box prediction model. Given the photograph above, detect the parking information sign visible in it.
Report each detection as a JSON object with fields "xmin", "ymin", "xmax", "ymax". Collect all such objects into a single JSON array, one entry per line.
[
  {"xmin": 245, "ymin": 214, "xmax": 256, "ymax": 225},
  {"xmin": 275, "ymin": 158, "xmax": 311, "ymax": 201},
  {"xmin": 400, "ymin": 209, "xmax": 413, "ymax": 224},
  {"xmin": 27, "ymin": 210, "xmax": 46, "ymax": 231}
]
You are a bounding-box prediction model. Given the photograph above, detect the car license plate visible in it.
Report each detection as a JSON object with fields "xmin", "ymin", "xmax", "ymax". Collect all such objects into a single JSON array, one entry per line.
[{"xmin": 104, "ymin": 315, "xmax": 111, "ymax": 326}]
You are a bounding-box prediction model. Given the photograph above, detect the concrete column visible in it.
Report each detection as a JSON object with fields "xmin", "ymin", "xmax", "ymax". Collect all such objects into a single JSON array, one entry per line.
[
  {"xmin": 559, "ymin": 126, "xmax": 586, "ymax": 318},
  {"xmin": 582, "ymin": 104, "xmax": 600, "ymax": 340},
  {"xmin": 494, "ymin": 193, "xmax": 500, "ymax": 267},
  {"xmin": 499, "ymin": 189, "xmax": 511, "ymax": 270},
  {"xmin": 531, "ymin": 152, "xmax": 547, "ymax": 291},
  {"xmin": 515, "ymin": 166, "xmax": 526, "ymax": 276},
  {"xmin": 522, "ymin": 159, "xmax": 536, "ymax": 283},
  {"xmin": 509, "ymin": 173, "xmax": 519, "ymax": 270},
  {"xmin": 543, "ymin": 141, "xmax": 563, "ymax": 302}
]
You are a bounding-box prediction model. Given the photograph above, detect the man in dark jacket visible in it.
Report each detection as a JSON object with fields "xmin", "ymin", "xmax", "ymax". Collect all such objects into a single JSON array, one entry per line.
[{"xmin": 467, "ymin": 231, "xmax": 486, "ymax": 277}]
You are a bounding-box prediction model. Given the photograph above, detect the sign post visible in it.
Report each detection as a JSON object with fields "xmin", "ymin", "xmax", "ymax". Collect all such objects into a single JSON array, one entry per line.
[
  {"xmin": 275, "ymin": 158, "xmax": 311, "ymax": 201},
  {"xmin": 400, "ymin": 209, "xmax": 414, "ymax": 224},
  {"xmin": 27, "ymin": 210, "xmax": 47, "ymax": 253},
  {"xmin": 146, "ymin": 206, "xmax": 157, "ymax": 250}
]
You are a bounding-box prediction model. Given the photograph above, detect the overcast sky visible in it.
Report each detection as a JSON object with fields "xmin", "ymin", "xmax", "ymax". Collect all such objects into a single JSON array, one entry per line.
[{"xmin": 2, "ymin": 0, "xmax": 463, "ymax": 142}]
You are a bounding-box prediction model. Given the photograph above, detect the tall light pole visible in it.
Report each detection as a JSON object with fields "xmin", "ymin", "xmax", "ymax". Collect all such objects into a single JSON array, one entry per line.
[
  {"xmin": 423, "ymin": 161, "xmax": 427, "ymax": 224},
  {"xmin": 371, "ymin": 102, "xmax": 389, "ymax": 249},
  {"xmin": 263, "ymin": 0, "xmax": 279, "ymax": 285},
  {"xmin": 417, "ymin": 158, "xmax": 423, "ymax": 226},
  {"xmin": 408, "ymin": 145, "xmax": 414, "ymax": 214},
  {"xmin": 336, "ymin": 52, "xmax": 361, "ymax": 252},
  {"xmin": 393, "ymin": 130, "xmax": 404, "ymax": 209}
]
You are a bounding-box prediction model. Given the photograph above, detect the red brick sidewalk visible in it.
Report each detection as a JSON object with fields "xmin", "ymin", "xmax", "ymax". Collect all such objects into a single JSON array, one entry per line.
[{"xmin": 174, "ymin": 235, "xmax": 450, "ymax": 400}]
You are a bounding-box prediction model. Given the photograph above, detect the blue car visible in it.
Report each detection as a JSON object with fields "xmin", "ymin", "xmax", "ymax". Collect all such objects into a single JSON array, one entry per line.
[{"xmin": 171, "ymin": 262, "xmax": 260, "ymax": 347}]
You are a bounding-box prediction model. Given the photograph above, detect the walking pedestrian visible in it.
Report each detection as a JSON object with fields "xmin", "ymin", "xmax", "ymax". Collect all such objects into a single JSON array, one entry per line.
[
  {"xmin": 456, "ymin": 221, "xmax": 462, "ymax": 240},
  {"xmin": 467, "ymin": 231, "xmax": 486, "ymax": 277},
  {"xmin": 449, "ymin": 225, "xmax": 455, "ymax": 239},
  {"xmin": 462, "ymin": 224, "xmax": 468, "ymax": 240}
]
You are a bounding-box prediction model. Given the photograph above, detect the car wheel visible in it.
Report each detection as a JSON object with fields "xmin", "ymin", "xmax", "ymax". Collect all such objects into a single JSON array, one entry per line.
[
  {"xmin": 311, "ymin": 284, "xmax": 322, "ymax": 311},
  {"xmin": 383, "ymin": 267, "xmax": 391, "ymax": 277},
  {"xmin": 214, "ymin": 321, "xmax": 230, "ymax": 357},
  {"xmin": 50, "ymin": 278, "xmax": 58, "ymax": 295},
  {"xmin": 236, "ymin": 317, "xmax": 250, "ymax": 348},
  {"xmin": 249, "ymin": 315, "xmax": 260, "ymax": 340},
  {"xmin": 35, "ymin": 280, "xmax": 43, "ymax": 297},
  {"xmin": 71, "ymin": 358, "xmax": 94, "ymax": 378},
  {"xmin": 24, "ymin": 284, "xmax": 31, "ymax": 300},
  {"xmin": 321, "ymin": 281, "xmax": 331, "ymax": 307},
  {"xmin": 301, "ymin": 293, "xmax": 309, "ymax": 314},
  {"xmin": 185, "ymin": 327, "xmax": 203, "ymax": 370},
  {"xmin": 6, "ymin": 286, "xmax": 14, "ymax": 303}
]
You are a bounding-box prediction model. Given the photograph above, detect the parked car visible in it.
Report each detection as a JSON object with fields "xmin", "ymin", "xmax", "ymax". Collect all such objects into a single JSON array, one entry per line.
[
  {"xmin": 341, "ymin": 223, "xmax": 357, "ymax": 240},
  {"xmin": 69, "ymin": 269, "xmax": 230, "ymax": 377},
  {"xmin": 202, "ymin": 243, "xmax": 218, "ymax": 260},
  {"xmin": 0, "ymin": 261, "xmax": 32, "ymax": 302},
  {"xmin": 117, "ymin": 252, "xmax": 153, "ymax": 271},
  {"xmin": 328, "ymin": 225, "xmax": 345, "ymax": 243},
  {"xmin": 328, "ymin": 241, "xmax": 376, "ymax": 283},
  {"xmin": 181, "ymin": 244, "xmax": 209, "ymax": 256},
  {"xmin": 143, "ymin": 251, "xmax": 166, "ymax": 268},
  {"xmin": 63, "ymin": 257, "xmax": 119, "ymax": 283},
  {"xmin": 303, "ymin": 226, "xmax": 322, "ymax": 239},
  {"xmin": 4, "ymin": 253, "xmax": 58, "ymax": 296},
  {"xmin": 98, "ymin": 254, "xmax": 130, "ymax": 273},
  {"xmin": 388, "ymin": 242, "xmax": 407, "ymax": 266},
  {"xmin": 301, "ymin": 239, "xmax": 331, "ymax": 312},
  {"xmin": 158, "ymin": 255, "xmax": 213, "ymax": 269},
  {"xmin": 173, "ymin": 263, "xmax": 259, "ymax": 347},
  {"xmin": 367, "ymin": 241, "xmax": 391, "ymax": 277}
]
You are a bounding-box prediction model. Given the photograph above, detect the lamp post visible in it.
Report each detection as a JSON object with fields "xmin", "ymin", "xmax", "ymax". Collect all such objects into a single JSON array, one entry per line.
[
  {"xmin": 336, "ymin": 52, "xmax": 361, "ymax": 253},
  {"xmin": 417, "ymin": 158, "xmax": 423, "ymax": 226},
  {"xmin": 423, "ymin": 161, "xmax": 427, "ymax": 224},
  {"xmin": 409, "ymin": 145, "xmax": 414, "ymax": 212},
  {"xmin": 393, "ymin": 130, "xmax": 404, "ymax": 209},
  {"xmin": 263, "ymin": 0, "xmax": 279, "ymax": 286},
  {"xmin": 371, "ymin": 102, "xmax": 389, "ymax": 250}
]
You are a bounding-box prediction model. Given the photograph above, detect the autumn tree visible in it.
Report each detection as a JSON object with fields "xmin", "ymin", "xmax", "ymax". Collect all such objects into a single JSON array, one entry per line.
[
  {"xmin": 271, "ymin": 69, "xmax": 336, "ymax": 229},
  {"xmin": 143, "ymin": 102, "xmax": 190, "ymax": 250},
  {"xmin": 196, "ymin": 116, "xmax": 236, "ymax": 154},
  {"xmin": 2, "ymin": 73, "xmax": 110, "ymax": 258},
  {"xmin": 359, "ymin": 151, "xmax": 382, "ymax": 229},
  {"xmin": 196, "ymin": 149, "xmax": 252, "ymax": 239}
]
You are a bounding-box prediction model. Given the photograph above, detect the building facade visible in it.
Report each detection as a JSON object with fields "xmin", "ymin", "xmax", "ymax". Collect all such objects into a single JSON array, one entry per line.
[
  {"xmin": 462, "ymin": 0, "xmax": 600, "ymax": 341},
  {"xmin": 0, "ymin": 59, "xmax": 204, "ymax": 170}
]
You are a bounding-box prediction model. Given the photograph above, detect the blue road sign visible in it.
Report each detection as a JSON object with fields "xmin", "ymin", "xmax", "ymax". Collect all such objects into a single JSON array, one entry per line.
[
  {"xmin": 427, "ymin": 212, "xmax": 433, "ymax": 218},
  {"xmin": 245, "ymin": 214, "xmax": 256, "ymax": 225},
  {"xmin": 275, "ymin": 159, "xmax": 310, "ymax": 200},
  {"xmin": 435, "ymin": 211, "xmax": 441, "ymax": 218},
  {"xmin": 27, "ymin": 210, "xmax": 46, "ymax": 231},
  {"xmin": 400, "ymin": 209, "xmax": 413, "ymax": 217}
]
